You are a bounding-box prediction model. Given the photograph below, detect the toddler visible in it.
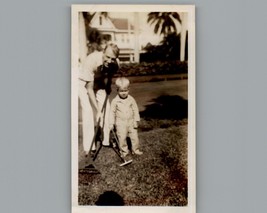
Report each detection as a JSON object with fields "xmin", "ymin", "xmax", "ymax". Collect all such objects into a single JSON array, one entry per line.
[{"xmin": 109, "ymin": 77, "xmax": 143, "ymax": 158}]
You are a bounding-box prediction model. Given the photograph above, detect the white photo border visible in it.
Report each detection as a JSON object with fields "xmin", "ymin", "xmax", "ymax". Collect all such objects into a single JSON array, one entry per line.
[{"xmin": 71, "ymin": 4, "xmax": 196, "ymax": 213}]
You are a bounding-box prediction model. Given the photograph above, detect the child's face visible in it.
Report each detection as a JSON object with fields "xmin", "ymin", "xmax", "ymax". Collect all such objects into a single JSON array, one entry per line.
[{"xmin": 118, "ymin": 87, "xmax": 129, "ymax": 99}]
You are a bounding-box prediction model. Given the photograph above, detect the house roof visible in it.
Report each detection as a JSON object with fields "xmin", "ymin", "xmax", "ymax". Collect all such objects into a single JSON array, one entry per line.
[{"xmin": 112, "ymin": 18, "xmax": 134, "ymax": 30}]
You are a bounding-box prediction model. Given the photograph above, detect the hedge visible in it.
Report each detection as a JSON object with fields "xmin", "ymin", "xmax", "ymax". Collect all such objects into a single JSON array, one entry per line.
[{"xmin": 115, "ymin": 60, "xmax": 188, "ymax": 77}]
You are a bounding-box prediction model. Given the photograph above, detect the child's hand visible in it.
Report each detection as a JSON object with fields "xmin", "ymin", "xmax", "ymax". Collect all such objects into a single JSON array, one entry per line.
[
  {"xmin": 109, "ymin": 124, "xmax": 114, "ymax": 130},
  {"xmin": 96, "ymin": 111, "xmax": 101, "ymax": 122},
  {"xmin": 134, "ymin": 121, "xmax": 139, "ymax": 129}
]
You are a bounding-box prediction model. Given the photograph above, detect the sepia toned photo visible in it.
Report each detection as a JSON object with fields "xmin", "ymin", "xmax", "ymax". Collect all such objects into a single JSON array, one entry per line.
[{"xmin": 71, "ymin": 4, "xmax": 195, "ymax": 213}]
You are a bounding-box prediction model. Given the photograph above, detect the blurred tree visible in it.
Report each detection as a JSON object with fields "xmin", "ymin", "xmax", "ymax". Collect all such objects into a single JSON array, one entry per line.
[
  {"xmin": 142, "ymin": 33, "xmax": 181, "ymax": 61},
  {"xmin": 147, "ymin": 12, "xmax": 187, "ymax": 61},
  {"xmin": 82, "ymin": 12, "xmax": 108, "ymax": 55},
  {"xmin": 159, "ymin": 32, "xmax": 181, "ymax": 60}
]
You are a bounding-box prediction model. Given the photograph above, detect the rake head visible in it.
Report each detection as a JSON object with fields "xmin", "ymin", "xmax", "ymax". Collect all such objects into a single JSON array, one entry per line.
[
  {"xmin": 119, "ymin": 159, "xmax": 133, "ymax": 167},
  {"xmin": 79, "ymin": 164, "xmax": 100, "ymax": 174}
]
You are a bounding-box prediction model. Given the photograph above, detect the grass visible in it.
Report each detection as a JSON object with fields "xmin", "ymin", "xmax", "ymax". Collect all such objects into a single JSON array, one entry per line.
[{"xmin": 78, "ymin": 118, "xmax": 188, "ymax": 206}]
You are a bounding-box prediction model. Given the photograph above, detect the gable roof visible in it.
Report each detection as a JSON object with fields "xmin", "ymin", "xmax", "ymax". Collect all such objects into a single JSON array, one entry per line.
[
  {"xmin": 89, "ymin": 13, "xmax": 115, "ymax": 29},
  {"xmin": 112, "ymin": 18, "xmax": 134, "ymax": 30}
]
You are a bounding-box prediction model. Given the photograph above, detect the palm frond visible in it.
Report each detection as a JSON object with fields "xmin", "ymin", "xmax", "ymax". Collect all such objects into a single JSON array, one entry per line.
[
  {"xmin": 154, "ymin": 20, "xmax": 162, "ymax": 34},
  {"xmin": 147, "ymin": 12, "xmax": 182, "ymax": 36},
  {"xmin": 147, "ymin": 12, "xmax": 159, "ymax": 24},
  {"xmin": 171, "ymin": 12, "xmax": 182, "ymax": 24}
]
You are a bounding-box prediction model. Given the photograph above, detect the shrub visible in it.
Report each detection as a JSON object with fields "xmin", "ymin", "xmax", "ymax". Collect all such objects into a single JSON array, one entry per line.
[{"xmin": 116, "ymin": 61, "xmax": 188, "ymax": 77}]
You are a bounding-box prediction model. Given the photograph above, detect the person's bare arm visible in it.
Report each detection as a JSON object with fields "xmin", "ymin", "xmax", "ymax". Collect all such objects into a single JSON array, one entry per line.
[
  {"xmin": 86, "ymin": 81, "xmax": 100, "ymax": 122},
  {"xmin": 109, "ymin": 98, "xmax": 117, "ymax": 130}
]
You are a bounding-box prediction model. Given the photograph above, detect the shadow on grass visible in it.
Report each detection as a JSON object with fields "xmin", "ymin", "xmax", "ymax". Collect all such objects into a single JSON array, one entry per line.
[
  {"xmin": 95, "ymin": 191, "xmax": 124, "ymax": 206},
  {"xmin": 139, "ymin": 95, "xmax": 188, "ymax": 132},
  {"xmin": 140, "ymin": 95, "xmax": 188, "ymax": 120}
]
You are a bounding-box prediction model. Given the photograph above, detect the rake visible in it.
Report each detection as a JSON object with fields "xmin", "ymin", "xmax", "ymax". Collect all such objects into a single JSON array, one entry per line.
[
  {"xmin": 110, "ymin": 129, "xmax": 133, "ymax": 167},
  {"xmin": 79, "ymin": 94, "xmax": 109, "ymax": 174},
  {"xmin": 80, "ymin": 95, "xmax": 132, "ymax": 175}
]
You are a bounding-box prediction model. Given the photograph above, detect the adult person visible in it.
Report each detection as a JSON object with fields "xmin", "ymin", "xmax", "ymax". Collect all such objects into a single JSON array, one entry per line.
[{"xmin": 79, "ymin": 43, "xmax": 120, "ymax": 157}]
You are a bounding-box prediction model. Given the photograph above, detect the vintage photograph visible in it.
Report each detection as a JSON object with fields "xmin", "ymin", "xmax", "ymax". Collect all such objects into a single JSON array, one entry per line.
[{"xmin": 71, "ymin": 4, "xmax": 195, "ymax": 213}]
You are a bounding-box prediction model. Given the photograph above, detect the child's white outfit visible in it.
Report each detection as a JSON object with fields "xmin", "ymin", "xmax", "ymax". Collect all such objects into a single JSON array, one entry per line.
[{"xmin": 110, "ymin": 94, "xmax": 141, "ymax": 157}]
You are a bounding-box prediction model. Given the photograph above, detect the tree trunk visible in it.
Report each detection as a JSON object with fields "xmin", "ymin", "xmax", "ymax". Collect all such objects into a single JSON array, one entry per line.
[
  {"xmin": 128, "ymin": 16, "xmax": 133, "ymax": 63},
  {"xmin": 180, "ymin": 13, "xmax": 186, "ymax": 62},
  {"xmin": 79, "ymin": 12, "xmax": 88, "ymax": 63},
  {"xmin": 134, "ymin": 12, "xmax": 140, "ymax": 63}
]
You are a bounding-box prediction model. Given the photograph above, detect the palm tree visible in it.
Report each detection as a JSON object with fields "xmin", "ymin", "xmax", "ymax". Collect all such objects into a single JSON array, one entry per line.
[
  {"xmin": 147, "ymin": 12, "xmax": 187, "ymax": 61},
  {"xmin": 147, "ymin": 12, "xmax": 181, "ymax": 36},
  {"xmin": 159, "ymin": 32, "xmax": 181, "ymax": 60}
]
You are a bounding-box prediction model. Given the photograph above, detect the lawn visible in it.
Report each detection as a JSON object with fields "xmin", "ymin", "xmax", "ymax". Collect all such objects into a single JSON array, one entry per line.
[
  {"xmin": 77, "ymin": 79, "xmax": 188, "ymax": 206},
  {"xmin": 78, "ymin": 118, "xmax": 188, "ymax": 206}
]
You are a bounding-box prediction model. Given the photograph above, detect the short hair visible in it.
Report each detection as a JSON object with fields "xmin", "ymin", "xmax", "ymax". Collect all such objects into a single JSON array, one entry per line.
[
  {"xmin": 115, "ymin": 77, "xmax": 130, "ymax": 89},
  {"xmin": 104, "ymin": 43, "xmax": 120, "ymax": 58}
]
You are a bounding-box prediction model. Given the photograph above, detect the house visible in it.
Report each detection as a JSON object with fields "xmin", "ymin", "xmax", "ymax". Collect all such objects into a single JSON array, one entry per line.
[{"xmin": 89, "ymin": 13, "xmax": 137, "ymax": 63}]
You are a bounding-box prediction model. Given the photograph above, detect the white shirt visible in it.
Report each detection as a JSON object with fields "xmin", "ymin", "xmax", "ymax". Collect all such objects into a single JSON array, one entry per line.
[{"xmin": 79, "ymin": 51, "xmax": 103, "ymax": 82}]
